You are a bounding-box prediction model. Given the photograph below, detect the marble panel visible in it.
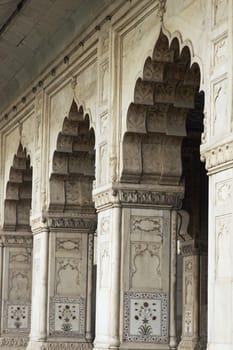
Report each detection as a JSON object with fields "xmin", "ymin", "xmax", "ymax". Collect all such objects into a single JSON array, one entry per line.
[
  {"xmin": 49, "ymin": 297, "xmax": 85, "ymax": 337},
  {"xmin": 123, "ymin": 291, "xmax": 168, "ymax": 343},
  {"xmin": 4, "ymin": 302, "xmax": 31, "ymax": 333}
]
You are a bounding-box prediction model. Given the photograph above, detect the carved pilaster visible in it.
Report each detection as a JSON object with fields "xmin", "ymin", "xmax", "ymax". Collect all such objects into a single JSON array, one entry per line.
[
  {"xmin": 178, "ymin": 235, "xmax": 207, "ymax": 350},
  {"xmin": 29, "ymin": 211, "xmax": 96, "ymax": 349},
  {"xmin": 0, "ymin": 231, "xmax": 33, "ymax": 350}
]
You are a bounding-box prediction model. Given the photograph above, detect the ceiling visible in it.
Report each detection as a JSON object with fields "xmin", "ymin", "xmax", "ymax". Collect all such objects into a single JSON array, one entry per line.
[{"xmin": 0, "ymin": 0, "xmax": 115, "ymax": 113}]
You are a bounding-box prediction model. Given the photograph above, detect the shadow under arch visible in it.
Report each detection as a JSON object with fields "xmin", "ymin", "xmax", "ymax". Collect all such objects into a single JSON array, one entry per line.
[
  {"xmin": 4, "ymin": 142, "xmax": 32, "ymax": 231},
  {"xmin": 49, "ymin": 99, "xmax": 96, "ymax": 214},
  {"xmin": 121, "ymin": 31, "xmax": 203, "ymax": 187}
]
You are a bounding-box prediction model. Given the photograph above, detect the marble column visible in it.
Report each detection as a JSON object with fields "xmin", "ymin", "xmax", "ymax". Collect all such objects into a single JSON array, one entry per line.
[
  {"xmin": 93, "ymin": 186, "xmax": 183, "ymax": 350},
  {"xmin": 27, "ymin": 222, "xmax": 48, "ymax": 350},
  {"xmin": 206, "ymin": 169, "xmax": 233, "ymax": 350},
  {"xmin": 27, "ymin": 213, "xmax": 96, "ymax": 350},
  {"xmin": 94, "ymin": 204, "xmax": 121, "ymax": 350}
]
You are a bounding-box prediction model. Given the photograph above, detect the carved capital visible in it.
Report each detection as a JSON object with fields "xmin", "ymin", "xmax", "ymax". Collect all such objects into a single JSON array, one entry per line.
[
  {"xmin": 47, "ymin": 211, "xmax": 96, "ymax": 232},
  {"xmin": 118, "ymin": 189, "xmax": 183, "ymax": 208},
  {"xmin": 48, "ymin": 217, "xmax": 96, "ymax": 231},
  {"xmin": 201, "ymin": 140, "xmax": 233, "ymax": 172},
  {"xmin": 93, "ymin": 186, "xmax": 184, "ymax": 210},
  {"xmin": 179, "ymin": 239, "xmax": 208, "ymax": 256}
]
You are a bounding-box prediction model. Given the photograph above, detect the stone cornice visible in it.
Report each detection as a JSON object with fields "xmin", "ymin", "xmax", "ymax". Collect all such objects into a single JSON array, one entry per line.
[
  {"xmin": 201, "ymin": 139, "xmax": 233, "ymax": 173},
  {"xmin": 30, "ymin": 212, "xmax": 97, "ymax": 233},
  {"xmin": 0, "ymin": 234, "xmax": 33, "ymax": 247},
  {"xmin": 93, "ymin": 184, "xmax": 184, "ymax": 211}
]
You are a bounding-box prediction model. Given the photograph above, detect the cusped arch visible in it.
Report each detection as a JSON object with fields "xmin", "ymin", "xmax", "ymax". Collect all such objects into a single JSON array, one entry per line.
[
  {"xmin": 4, "ymin": 142, "xmax": 32, "ymax": 231},
  {"xmin": 49, "ymin": 100, "xmax": 96, "ymax": 212},
  {"xmin": 72, "ymin": 93, "xmax": 96, "ymax": 132},
  {"xmin": 121, "ymin": 31, "xmax": 204, "ymax": 185}
]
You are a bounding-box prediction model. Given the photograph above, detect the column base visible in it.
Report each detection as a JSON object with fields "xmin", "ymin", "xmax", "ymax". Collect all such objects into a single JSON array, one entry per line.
[
  {"xmin": 178, "ymin": 339, "xmax": 200, "ymax": 350},
  {"xmin": 27, "ymin": 341, "xmax": 93, "ymax": 350},
  {"xmin": 0, "ymin": 336, "xmax": 28, "ymax": 349},
  {"xmin": 119, "ymin": 343, "xmax": 170, "ymax": 350}
]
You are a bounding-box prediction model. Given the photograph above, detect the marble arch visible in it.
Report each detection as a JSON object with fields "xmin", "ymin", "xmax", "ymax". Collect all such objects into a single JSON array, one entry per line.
[
  {"xmin": 122, "ymin": 31, "xmax": 202, "ymax": 185},
  {"xmin": 118, "ymin": 30, "xmax": 207, "ymax": 350},
  {"xmin": 28, "ymin": 100, "xmax": 97, "ymax": 350},
  {"xmin": 4, "ymin": 142, "xmax": 32, "ymax": 231}
]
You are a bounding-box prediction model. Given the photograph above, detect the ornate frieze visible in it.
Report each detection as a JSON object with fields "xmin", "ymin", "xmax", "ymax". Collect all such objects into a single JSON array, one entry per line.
[
  {"xmin": 2, "ymin": 235, "xmax": 33, "ymax": 247},
  {"xmin": 119, "ymin": 189, "xmax": 183, "ymax": 208},
  {"xmin": 48, "ymin": 218, "xmax": 96, "ymax": 231},
  {"xmin": 201, "ymin": 140, "xmax": 233, "ymax": 171},
  {"xmin": 40, "ymin": 343, "xmax": 92, "ymax": 350},
  {"xmin": 0, "ymin": 336, "xmax": 28, "ymax": 347},
  {"xmin": 93, "ymin": 187, "xmax": 183, "ymax": 210}
]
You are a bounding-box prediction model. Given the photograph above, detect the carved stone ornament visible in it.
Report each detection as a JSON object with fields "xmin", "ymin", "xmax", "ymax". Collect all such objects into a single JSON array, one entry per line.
[
  {"xmin": 2, "ymin": 235, "xmax": 33, "ymax": 247},
  {"xmin": 93, "ymin": 188, "xmax": 184, "ymax": 210},
  {"xmin": 157, "ymin": 0, "xmax": 167, "ymax": 22},
  {"xmin": 0, "ymin": 336, "xmax": 28, "ymax": 347},
  {"xmin": 48, "ymin": 217, "xmax": 96, "ymax": 231},
  {"xmin": 119, "ymin": 189, "xmax": 183, "ymax": 208},
  {"xmin": 179, "ymin": 239, "xmax": 207, "ymax": 256},
  {"xmin": 201, "ymin": 141, "xmax": 233, "ymax": 171},
  {"xmin": 40, "ymin": 343, "xmax": 92, "ymax": 350}
]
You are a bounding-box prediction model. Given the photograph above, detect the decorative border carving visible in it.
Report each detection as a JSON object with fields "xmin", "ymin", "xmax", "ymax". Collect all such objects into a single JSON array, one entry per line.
[
  {"xmin": 119, "ymin": 190, "xmax": 183, "ymax": 208},
  {"xmin": 201, "ymin": 141, "xmax": 233, "ymax": 171},
  {"xmin": 48, "ymin": 218, "xmax": 96, "ymax": 231},
  {"xmin": 93, "ymin": 188, "xmax": 184, "ymax": 210},
  {"xmin": 0, "ymin": 336, "xmax": 28, "ymax": 347},
  {"xmin": 40, "ymin": 343, "xmax": 92, "ymax": 350},
  {"xmin": 123, "ymin": 291, "xmax": 168, "ymax": 343},
  {"xmin": 2, "ymin": 236, "xmax": 33, "ymax": 247}
]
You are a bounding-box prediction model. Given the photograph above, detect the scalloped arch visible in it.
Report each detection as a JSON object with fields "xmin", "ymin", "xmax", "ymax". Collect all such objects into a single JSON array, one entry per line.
[
  {"xmin": 72, "ymin": 91, "xmax": 96, "ymax": 132},
  {"xmin": 4, "ymin": 142, "xmax": 32, "ymax": 231},
  {"xmin": 121, "ymin": 29, "xmax": 204, "ymax": 185},
  {"xmin": 49, "ymin": 99, "xmax": 96, "ymax": 211}
]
